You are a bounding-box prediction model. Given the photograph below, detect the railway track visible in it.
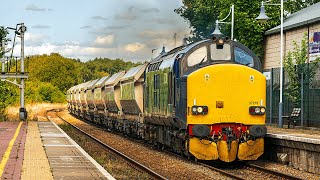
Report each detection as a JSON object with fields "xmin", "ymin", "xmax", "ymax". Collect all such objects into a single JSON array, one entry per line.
[
  {"xmin": 244, "ymin": 163, "xmax": 304, "ymax": 180},
  {"xmin": 201, "ymin": 158, "xmax": 304, "ymax": 180},
  {"xmin": 45, "ymin": 109, "xmax": 167, "ymax": 180},
  {"xmin": 47, "ymin": 108, "xmax": 305, "ymax": 180}
]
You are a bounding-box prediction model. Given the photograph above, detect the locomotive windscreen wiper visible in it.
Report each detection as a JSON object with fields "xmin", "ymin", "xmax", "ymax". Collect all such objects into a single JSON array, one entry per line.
[{"xmin": 197, "ymin": 55, "xmax": 206, "ymax": 68}]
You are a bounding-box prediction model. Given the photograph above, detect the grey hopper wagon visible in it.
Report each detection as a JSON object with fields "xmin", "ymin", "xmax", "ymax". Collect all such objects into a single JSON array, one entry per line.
[
  {"xmin": 120, "ymin": 64, "xmax": 148, "ymax": 118},
  {"xmin": 104, "ymin": 71, "xmax": 126, "ymax": 113}
]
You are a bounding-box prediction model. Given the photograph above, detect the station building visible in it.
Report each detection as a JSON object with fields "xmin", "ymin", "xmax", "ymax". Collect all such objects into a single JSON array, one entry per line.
[
  {"xmin": 264, "ymin": 2, "xmax": 320, "ymax": 69},
  {"xmin": 263, "ymin": 2, "xmax": 320, "ymax": 127}
]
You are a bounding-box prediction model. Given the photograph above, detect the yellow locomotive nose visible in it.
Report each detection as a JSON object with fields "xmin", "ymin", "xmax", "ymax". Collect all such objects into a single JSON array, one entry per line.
[
  {"xmin": 186, "ymin": 64, "xmax": 266, "ymax": 162},
  {"xmin": 187, "ymin": 64, "xmax": 266, "ymax": 125}
]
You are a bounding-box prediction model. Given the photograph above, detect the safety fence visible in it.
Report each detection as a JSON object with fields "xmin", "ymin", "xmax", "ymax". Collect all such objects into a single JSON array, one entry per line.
[{"xmin": 264, "ymin": 66, "xmax": 320, "ymax": 127}]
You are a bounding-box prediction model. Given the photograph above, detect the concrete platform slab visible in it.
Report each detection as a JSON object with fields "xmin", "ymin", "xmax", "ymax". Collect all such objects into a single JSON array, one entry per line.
[
  {"xmin": 21, "ymin": 121, "xmax": 53, "ymax": 180},
  {"xmin": 39, "ymin": 121, "xmax": 115, "ymax": 180}
]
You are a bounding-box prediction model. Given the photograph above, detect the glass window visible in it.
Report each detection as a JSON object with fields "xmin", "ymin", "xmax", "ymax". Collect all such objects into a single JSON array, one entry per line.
[
  {"xmin": 187, "ymin": 46, "xmax": 207, "ymax": 67},
  {"xmin": 210, "ymin": 44, "xmax": 231, "ymax": 61},
  {"xmin": 234, "ymin": 47, "xmax": 254, "ymax": 67}
]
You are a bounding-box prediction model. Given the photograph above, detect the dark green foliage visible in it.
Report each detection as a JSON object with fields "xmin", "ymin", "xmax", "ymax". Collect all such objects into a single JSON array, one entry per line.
[
  {"xmin": 1, "ymin": 50, "xmax": 141, "ymax": 108},
  {"xmin": 23, "ymin": 53, "xmax": 140, "ymax": 104},
  {"xmin": 284, "ymin": 34, "xmax": 320, "ymax": 105},
  {"xmin": 0, "ymin": 26, "xmax": 9, "ymax": 57},
  {"xmin": 175, "ymin": 0, "xmax": 320, "ymax": 60}
]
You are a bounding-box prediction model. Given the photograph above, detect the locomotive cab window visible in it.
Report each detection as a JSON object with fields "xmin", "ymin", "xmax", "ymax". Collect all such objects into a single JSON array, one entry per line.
[
  {"xmin": 210, "ymin": 44, "xmax": 231, "ymax": 61},
  {"xmin": 234, "ymin": 47, "xmax": 253, "ymax": 67},
  {"xmin": 187, "ymin": 46, "xmax": 208, "ymax": 67}
]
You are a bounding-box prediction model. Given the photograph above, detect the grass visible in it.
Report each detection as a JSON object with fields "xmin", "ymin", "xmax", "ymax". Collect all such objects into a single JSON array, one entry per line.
[{"xmin": 5, "ymin": 103, "xmax": 66, "ymax": 121}]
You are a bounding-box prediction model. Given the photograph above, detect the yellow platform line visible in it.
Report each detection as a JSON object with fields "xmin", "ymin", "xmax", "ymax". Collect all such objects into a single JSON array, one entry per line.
[{"xmin": 0, "ymin": 122, "xmax": 23, "ymax": 178}]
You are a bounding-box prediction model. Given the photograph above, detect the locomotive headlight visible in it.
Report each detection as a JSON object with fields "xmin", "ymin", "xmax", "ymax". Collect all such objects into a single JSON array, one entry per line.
[
  {"xmin": 191, "ymin": 106, "xmax": 208, "ymax": 115},
  {"xmin": 249, "ymin": 106, "xmax": 265, "ymax": 115},
  {"xmin": 192, "ymin": 107, "xmax": 197, "ymax": 113}
]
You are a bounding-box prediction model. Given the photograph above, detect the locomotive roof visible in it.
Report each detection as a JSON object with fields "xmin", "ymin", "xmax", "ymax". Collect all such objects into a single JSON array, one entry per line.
[
  {"xmin": 94, "ymin": 76, "xmax": 109, "ymax": 88},
  {"xmin": 121, "ymin": 64, "xmax": 148, "ymax": 82},
  {"xmin": 150, "ymin": 39, "xmax": 209, "ymax": 64},
  {"xmin": 105, "ymin": 71, "xmax": 126, "ymax": 87}
]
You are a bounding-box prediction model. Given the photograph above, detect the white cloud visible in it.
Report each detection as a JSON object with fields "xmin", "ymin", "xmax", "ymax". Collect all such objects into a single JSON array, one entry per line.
[
  {"xmin": 24, "ymin": 32, "xmax": 48, "ymax": 46},
  {"xmin": 11, "ymin": 43, "xmax": 117, "ymax": 61},
  {"xmin": 25, "ymin": 4, "xmax": 46, "ymax": 11},
  {"xmin": 124, "ymin": 43, "xmax": 146, "ymax": 52},
  {"xmin": 94, "ymin": 35, "xmax": 114, "ymax": 45}
]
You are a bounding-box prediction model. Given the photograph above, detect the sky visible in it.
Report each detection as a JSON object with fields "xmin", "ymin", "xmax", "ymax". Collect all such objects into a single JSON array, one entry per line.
[{"xmin": 1, "ymin": 0, "xmax": 190, "ymax": 62}]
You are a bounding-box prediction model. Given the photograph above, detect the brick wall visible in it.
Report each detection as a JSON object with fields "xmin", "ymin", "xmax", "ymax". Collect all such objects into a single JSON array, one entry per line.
[{"xmin": 264, "ymin": 22, "xmax": 320, "ymax": 69}]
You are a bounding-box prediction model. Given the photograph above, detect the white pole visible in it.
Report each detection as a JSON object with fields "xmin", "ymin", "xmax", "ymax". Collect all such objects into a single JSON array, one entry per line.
[
  {"xmin": 231, "ymin": 4, "xmax": 234, "ymax": 40},
  {"xmin": 20, "ymin": 23, "xmax": 27, "ymax": 120},
  {"xmin": 278, "ymin": 0, "xmax": 284, "ymax": 128},
  {"xmin": 1, "ymin": 40, "xmax": 4, "ymax": 73}
]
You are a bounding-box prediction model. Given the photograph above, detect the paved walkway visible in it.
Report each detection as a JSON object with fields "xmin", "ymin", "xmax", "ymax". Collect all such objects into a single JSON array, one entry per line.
[
  {"xmin": 0, "ymin": 122, "xmax": 27, "ymax": 179},
  {"xmin": 0, "ymin": 120, "xmax": 114, "ymax": 179},
  {"xmin": 267, "ymin": 125, "xmax": 320, "ymax": 144},
  {"xmin": 39, "ymin": 121, "xmax": 114, "ymax": 180},
  {"xmin": 21, "ymin": 121, "xmax": 53, "ymax": 180}
]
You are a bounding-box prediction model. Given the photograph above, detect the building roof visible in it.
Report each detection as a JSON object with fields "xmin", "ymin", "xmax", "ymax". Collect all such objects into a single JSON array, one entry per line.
[{"xmin": 265, "ymin": 2, "xmax": 320, "ymax": 35}]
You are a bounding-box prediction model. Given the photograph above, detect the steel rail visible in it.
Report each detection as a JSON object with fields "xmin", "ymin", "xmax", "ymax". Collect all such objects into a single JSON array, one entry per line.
[
  {"xmin": 197, "ymin": 162, "xmax": 245, "ymax": 180},
  {"xmin": 245, "ymin": 163, "xmax": 304, "ymax": 180},
  {"xmin": 45, "ymin": 109, "xmax": 168, "ymax": 180}
]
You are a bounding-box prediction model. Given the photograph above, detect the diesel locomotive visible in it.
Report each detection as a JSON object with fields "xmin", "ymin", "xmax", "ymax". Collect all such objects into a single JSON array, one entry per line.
[{"xmin": 67, "ymin": 34, "xmax": 267, "ymax": 162}]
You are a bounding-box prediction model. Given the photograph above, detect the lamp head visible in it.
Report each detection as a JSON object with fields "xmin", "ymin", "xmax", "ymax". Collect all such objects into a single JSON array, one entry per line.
[
  {"xmin": 211, "ymin": 20, "xmax": 223, "ymax": 37},
  {"xmin": 256, "ymin": 3, "xmax": 270, "ymax": 23}
]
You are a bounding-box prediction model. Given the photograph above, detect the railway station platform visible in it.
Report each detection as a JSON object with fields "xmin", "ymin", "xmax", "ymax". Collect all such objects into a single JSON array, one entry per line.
[
  {"xmin": 0, "ymin": 121, "xmax": 114, "ymax": 180},
  {"xmin": 265, "ymin": 126, "xmax": 320, "ymax": 174}
]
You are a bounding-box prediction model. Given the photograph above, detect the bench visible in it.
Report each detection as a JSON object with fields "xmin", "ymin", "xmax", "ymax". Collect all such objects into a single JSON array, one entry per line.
[{"xmin": 282, "ymin": 108, "xmax": 301, "ymax": 129}]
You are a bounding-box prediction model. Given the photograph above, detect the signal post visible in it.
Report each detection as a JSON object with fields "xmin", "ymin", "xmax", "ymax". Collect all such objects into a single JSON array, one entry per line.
[{"xmin": 0, "ymin": 23, "xmax": 28, "ymax": 120}]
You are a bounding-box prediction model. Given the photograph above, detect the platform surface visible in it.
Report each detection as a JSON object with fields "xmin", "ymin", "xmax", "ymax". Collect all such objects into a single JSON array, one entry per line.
[
  {"xmin": 38, "ymin": 121, "xmax": 114, "ymax": 180},
  {"xmin": 0, "ymin": 121, "xmax": 114, "ymax": 180},
  {"xmin": 21, "ymin": 121, "xmax": 53, "ymax": 180},
  {"xmin": 0, "ymin": 122, "xmax": 27, "ymax": 179},
  {"xmin": 267, "ymin": 126, "xmax": 320, "ymax": 144}
]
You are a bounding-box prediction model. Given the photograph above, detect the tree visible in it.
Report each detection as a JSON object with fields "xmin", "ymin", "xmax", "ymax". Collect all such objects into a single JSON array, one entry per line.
[
  {"xmin": 0, "ymin": 26, "xmax": 9, "ymax": 58},
  {"xmin": 284, "ymin": 33, "xmax": 320, "ymax": 105},
  {"xmin": 175, "ymin": 0, "xmax": 320, "ymax": 60}
]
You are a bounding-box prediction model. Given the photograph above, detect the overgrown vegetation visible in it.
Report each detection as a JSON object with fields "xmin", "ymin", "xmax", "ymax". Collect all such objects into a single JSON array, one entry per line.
[{"xmin": 284, "ymin": 34, "xmax": 320, "ymax": 105}]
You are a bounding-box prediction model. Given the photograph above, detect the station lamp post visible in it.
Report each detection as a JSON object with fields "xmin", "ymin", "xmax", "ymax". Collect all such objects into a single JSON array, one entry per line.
[
  {"xmin": 256, "ymin": 0, "xmax": 284, "ymax": 127},
  {"xmin": 212, "ymin": 4, "xmax": 235, "ymax": 40}
]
